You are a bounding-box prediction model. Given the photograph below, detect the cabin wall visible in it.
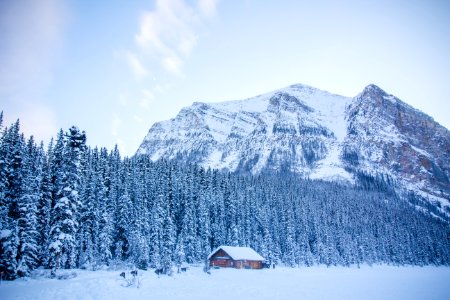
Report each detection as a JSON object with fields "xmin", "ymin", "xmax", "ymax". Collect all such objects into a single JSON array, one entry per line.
[
  {"xmin": 233, "ymin": 260, "xmax": 263, "ymax": 269},
  {"xmin": 210, "ymin": 258, "xmax": 233, "ymax": 268},
  {"xmin": 209, "ymin": 257, "xmax": 263, "ymax": 269},
  {"xmin": 209, "ymin": 249, "xmax": 234, "ymax": 268}
]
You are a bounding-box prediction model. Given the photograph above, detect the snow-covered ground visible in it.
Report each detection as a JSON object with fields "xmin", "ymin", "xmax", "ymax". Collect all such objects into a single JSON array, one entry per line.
[{"xmin": 1, "ymin": 265, "xmax": 449, "ymax": 300}]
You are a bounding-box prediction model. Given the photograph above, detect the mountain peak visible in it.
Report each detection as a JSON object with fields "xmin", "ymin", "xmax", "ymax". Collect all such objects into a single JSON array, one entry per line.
[
  {"xmin": 364, "ymin": 83, "xmax": 383, "ymax": 91},
  {"xmin": 360, "ymin": 84, "xmax": 389, "ymax": 97},
  {"xmin": 288, "ymin": 83, "xmax": 316, "ymax": 90},
  {"xmin": 137, "ymin": 83, "xmax": 450, "ymax": 209},
  {"xmin": 355, "ymin": 84, "xmax": 402, "ymax": 109}
]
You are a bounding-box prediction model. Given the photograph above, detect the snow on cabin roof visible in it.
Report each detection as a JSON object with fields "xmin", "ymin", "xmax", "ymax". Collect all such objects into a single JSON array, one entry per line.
[{"xmin": 208, "ymin": 246, "xmax": 265, "ymax": 261}]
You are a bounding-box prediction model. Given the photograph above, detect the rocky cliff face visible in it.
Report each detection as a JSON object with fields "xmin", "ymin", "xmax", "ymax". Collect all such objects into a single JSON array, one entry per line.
[
  {"xmin": 137, "ymin": 83, "xmax": 450, "ymax": 208},
  {"xmin": 343, "ymin": 84, "xmax": 449, "ymax": 203}
]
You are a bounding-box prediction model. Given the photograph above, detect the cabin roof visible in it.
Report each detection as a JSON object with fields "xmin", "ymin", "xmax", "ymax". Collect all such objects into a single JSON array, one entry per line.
[{"xmin": 208, "ymin": 245, "xmax": 265, "ymax": 261}]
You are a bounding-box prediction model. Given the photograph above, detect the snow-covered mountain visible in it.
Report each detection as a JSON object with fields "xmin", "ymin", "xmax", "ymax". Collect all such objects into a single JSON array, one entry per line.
[{"xmin": 137, "ymin": 83, "xmax": 449, "ymax": 207}]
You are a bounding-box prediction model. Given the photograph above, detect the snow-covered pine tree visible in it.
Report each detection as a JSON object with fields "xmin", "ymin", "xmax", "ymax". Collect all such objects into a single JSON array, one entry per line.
[
  {"xmin": 151, "ymin": 162, "xmax": 174, "ymax": 273},
  {"xmin": 0, "ymin": 120, "xmax": 25, "ymax": 279},
  {"xmin": 0, "ymin": 112, "xmax": 7, "ymax": 230},
  {"xmin": 178, "ymin": 168, "xmax": 200, "ymax": 263},
  {"xmin": 113, "ymin": 186, "xmax": 131, "ymax": 261},
  {"xmin": 282, "ymin": 197, "xmax": 297, "ymax": 267},
  {"xmin": 36, "ymin": 141, "xmax": 53, "ymax": 266},
  {"xmin": 0, "ymin": 114, "xmax": 7, "ymax": 275},
  {"xmin": 174, "ymin": 236, "xmax": 186, "ymax": 271},
  {"xmin": 108, "ymin": 145, "xmax": 125, "ymax": 260},
  {"xmin": 209, "ymin": 170, "xmax": 226, "ymax": 249},
  {"xmin": 160, "ymin": 198, "xmax": 176, "ymax": 275},
  {"xmin": 127, "ymin": 156, "xmax": 151, "ymax": 270},
  {"xmin": 15, "ymin": 136, "xmax": 41, "ymax": 277},
  {"xmin": 255, "ymin": 201, "xmax": 276, "ymax": 265},
  {"xmin": 0, "ymin": 226, "xmax": 19, "ymax": 279},
  {"xmin": 96, "ymin": 148, "xmax": 113, "ymax": 266},
  {"xmin": 224, "ymin": 178, "xmax": 239, "ymax": 247},
  {"xmin": 77, "ymin": 148, "xmax": 96, "ymax": 268},
  {"xmin": 48, "ymin": 126, "xmax": 86, "ymax": 275},
  {"xmin": 48, "ymin": 130, "xmax": 66, "ymax": 212},
  {"xmin": 296, "ymin": 206, "xmax": 313, "ymax": 267},
  {"xmin": 197, "ymin": 185, "xmax": 212, "ymax": 260}
]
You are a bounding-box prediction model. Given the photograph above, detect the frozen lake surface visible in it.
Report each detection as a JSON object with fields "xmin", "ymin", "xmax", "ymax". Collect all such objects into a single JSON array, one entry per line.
[{"xmin": 1, "ymin": 265, "xmax": 449, "ymax": 300}]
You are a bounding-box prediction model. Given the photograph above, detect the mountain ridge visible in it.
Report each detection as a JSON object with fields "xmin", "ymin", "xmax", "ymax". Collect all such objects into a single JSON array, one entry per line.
[{"xmin": 137, "ymin": 83, "xmax": 450, "ymax": 210}]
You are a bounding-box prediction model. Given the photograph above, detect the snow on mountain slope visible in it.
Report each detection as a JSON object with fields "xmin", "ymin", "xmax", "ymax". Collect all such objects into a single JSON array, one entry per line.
[
  {"xmin": 138, "ymin": 84, "xmax": 353, "ymax": 180},
  {"xmin": 137, "ymin": 83, "xmax": 450, "ymax": 207}
]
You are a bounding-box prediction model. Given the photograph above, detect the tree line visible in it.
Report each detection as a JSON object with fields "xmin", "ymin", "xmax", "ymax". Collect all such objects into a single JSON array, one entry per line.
[{"xmin": 0, "ymin": 113, "xmax": 449, "ymax": 279}]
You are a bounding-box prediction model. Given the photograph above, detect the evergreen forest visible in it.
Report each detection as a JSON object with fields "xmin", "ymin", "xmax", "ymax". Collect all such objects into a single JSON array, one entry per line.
[{"xmin": 0, "ymin": 113, "xmax": 449, "ymax": 279}]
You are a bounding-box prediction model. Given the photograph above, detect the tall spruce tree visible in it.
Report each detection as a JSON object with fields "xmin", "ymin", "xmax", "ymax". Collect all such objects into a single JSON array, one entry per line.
[
  {"xmin": 0, "ymin": 121, "xmax": 25, "ymax": 279},
  {"xmin": 15, "ymin": 136, "xmax": 41, "ymax": 276},
  {"xmin": 48, "ymin": 127, "xmax": 86, "ymax": 274},
  {"xmin": 36, "ymin": 141, "xmax": 53, "ymax": 266}
]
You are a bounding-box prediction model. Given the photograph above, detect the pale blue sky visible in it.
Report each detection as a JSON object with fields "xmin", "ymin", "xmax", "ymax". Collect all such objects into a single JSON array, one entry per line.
[{"xmin": 1, "ymin": 0, "xmax": 449, "ymax": 156}]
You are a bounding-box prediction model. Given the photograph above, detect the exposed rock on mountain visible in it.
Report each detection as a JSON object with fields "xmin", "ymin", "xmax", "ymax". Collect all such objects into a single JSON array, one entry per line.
[{"xmin": 343, "ymin": 84, "xmax": 449, "ymax": 204}]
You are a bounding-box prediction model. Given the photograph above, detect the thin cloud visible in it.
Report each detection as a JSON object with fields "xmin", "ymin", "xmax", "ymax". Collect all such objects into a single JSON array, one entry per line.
[
  {"xmin": 111, "ymin": 113, "xmax": 127, "ymax": 155},
  {"xmin": 118, "ymin": 93, "xmax": 130, "ymax": 106},
  {"xmin": 114, "ymin": 138, "xmax": 127, "ymax": 158},
  {"xmin": 142, "ymin": 89, "xmax": 155, "ymax": 99},
  {"xmin": 197, "ymin": 0, "xmax": 219, "ymax": 19},
  {"xmin": 126, "ymin": 51, "xmax": 149, "ymax": 80},
  {"xmin": 139, "ymin": 89, "xmax": 155, "ymax": 110},
  {"xmin": 162, "ymin": 56, "xmax": 183, "ymax": 75},
  {"xmin": 139, "ymin": 98, "xmax": 152, "ymax": 110},
  {"xmin": 111, "ymin": 114, "xmax": 123, "ymax": 138},
  {"xmin": 134, "ymin": 0, "xmax": 219, "ymax": 75},
  {"xmin": 133, "ymin": 115, "xmax": 144, "ymax": 123}
]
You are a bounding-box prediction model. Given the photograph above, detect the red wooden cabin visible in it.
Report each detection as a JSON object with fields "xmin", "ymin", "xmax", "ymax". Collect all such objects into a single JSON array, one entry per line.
[{"xmin": 208, "ymin": 246, "xmax": 265, "ymax": 269}]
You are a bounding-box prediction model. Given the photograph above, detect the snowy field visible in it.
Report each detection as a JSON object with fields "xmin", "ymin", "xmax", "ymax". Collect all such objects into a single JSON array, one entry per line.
[{"xmin": 1, "ymin": 265, "xmax": 449, "ymax": 300}]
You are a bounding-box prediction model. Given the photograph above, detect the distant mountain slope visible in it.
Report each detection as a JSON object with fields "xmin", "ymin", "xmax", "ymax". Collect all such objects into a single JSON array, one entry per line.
[{"xmin": 137, "ymin": 83, "xmax": 450, "ymax": 209}]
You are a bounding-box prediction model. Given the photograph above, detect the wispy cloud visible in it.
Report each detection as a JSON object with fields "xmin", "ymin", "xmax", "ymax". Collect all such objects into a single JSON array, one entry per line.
[
  {"xmin": 110, "ymin": 113, "xmax": 128, "ymax": 155},
  {"xmin": 0, "ymin": 0, "xmax": 68, "ymax": 142},
  {"xmin": 133, "ymin": 115, "xmax": 144, "ymax": 123},
  {"xmin": 111, "ymin": 113, "xmax": 123, "ymax": 138},
  {"xmin": 114, "ymin": 0, "xmax": 220, "ymax": 154},
  {"xmin": 197, "ymin": 0, "xmax": 219, "ymax": 19},
  {"xmin": 118, "ymin": 93, "xmax": 130, "ymax": 106},
  {"xmin": 133, "ymin": 0, "xmax": 219, "ymax": 75},
  {"xmin": 126, "ymin": 51, "xmax": 149, "ymax": 80},
  {"xmin": 139, "ymin": 89, "xmax": 155, "ymax": 110}
]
